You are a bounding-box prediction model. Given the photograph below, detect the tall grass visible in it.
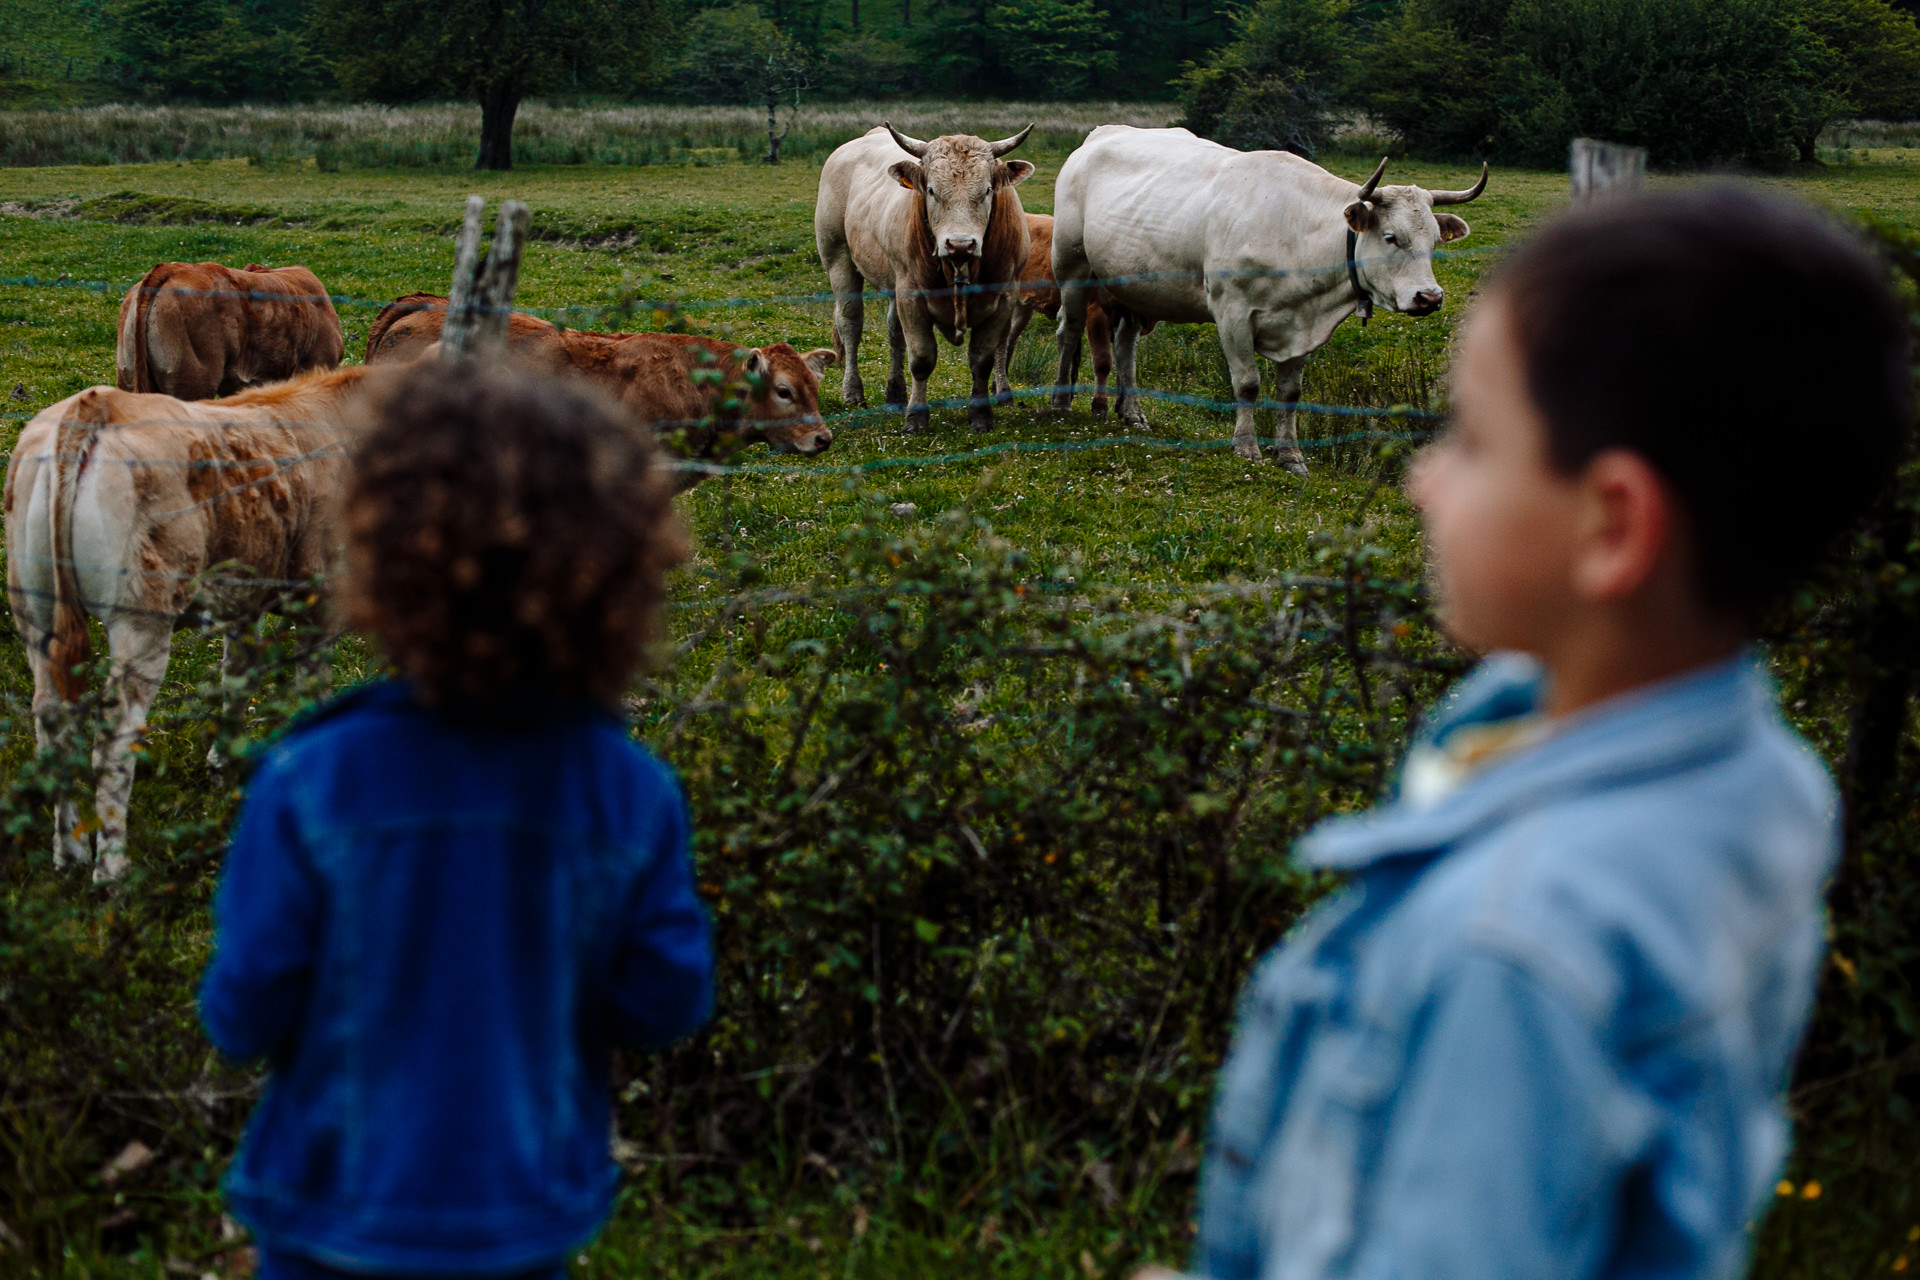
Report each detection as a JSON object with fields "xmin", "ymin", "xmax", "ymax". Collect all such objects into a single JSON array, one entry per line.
[{"xmin": 0, "ymin": 100, "xmax": 1181, "ymax": 169}]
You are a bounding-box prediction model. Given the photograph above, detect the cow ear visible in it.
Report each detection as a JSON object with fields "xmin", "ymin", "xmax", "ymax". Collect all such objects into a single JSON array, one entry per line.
[
  {"xmin": 244, "ymin": 263, "xmax": 268, "ymax": 272},
  {"xmin": 1000, "ymin": 160, "xmax": 1035, "ymax": 186},
  {"xmin": 802, "ymin": 347, "xmax": 838, "ymax": 377},
  {"xmin": 1435, "ymin": 212, "xmax": 1471, "ymax": 243},
  {"xmin": 889, "ymin": 160, "xmax": 922, "ymax": 191},
  {"xmin": 1343, "ymin": 201, "xmax": 1375, "ymax": 233},
  {"xmin": 746, "ymin": 348, "xmax": 769, "ymax": 377}
]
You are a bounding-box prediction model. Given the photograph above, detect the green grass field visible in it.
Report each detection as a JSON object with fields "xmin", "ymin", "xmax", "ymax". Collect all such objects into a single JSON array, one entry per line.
[{"xmin": 4, "ymin": 134, "xmax": 1920, "ymax": 1278}]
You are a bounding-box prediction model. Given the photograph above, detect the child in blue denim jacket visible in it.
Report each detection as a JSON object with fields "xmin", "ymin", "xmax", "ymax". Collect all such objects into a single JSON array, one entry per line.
[
  {"xmin": 1143, "ymin": 187, "xmax": 1911, "ymax": 1280},
  {"xmin": 200, "ymin": 363, "xmax": 713, "ymax": 1280}
]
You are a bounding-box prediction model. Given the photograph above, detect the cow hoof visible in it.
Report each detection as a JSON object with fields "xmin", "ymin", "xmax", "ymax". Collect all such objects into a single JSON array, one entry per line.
[
  {"xmin": 843, "ymin": 387, "xmax": 867, "ymax": 408},
  {"xmin": 1091, "ymin": 398, "xmax": 1109, "ymax": 417},
  {"xmin": 903, "ymin": 410, "xmax": 931, "ymax": 435},
  {"xmin": 1234, "ymin": 442, "xmax": 1264, "ymax": 463},
  {"xmin": 1122, "ymin": 415, "xmax": 1152, "ymax": 433},
  {"xmin": 969, "ymin": 409, "xmax": 994, "ymax": 433},
  {"xmin": 884, "ymin": 381, "xmax": 908, "ymax": 408},
  {"xmin": 1050, "ymin": 393, "xmax": 1074, "ymax": 412},
  {"xmin": 1279, "ymin": 455, "xmax": 1310, "ymax": 477}
]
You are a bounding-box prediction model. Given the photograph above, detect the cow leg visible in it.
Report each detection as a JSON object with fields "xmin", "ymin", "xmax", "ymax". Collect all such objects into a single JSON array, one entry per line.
[
  {"xmin": 28, "ymin": 650, "xmax": 89, "ymax": 871},
  {"xmin": 92, "ymin": 615, "xmax": 171, "ymax": 883},
  {"xmin": 1216, "ymin": 316, "xmax": 1267, "ymax": 463},
  {"xmin": 1113, "ymin": 312, "xmax": 1150, "ymax": 432},
  {"xmin": 826, "ymin": 257, "xmax": 867, "ymax": 407},
  {"xmin": 1088, "ymin": 305, "xmax": 1114, "ymax": 418},
  {"xmin": 995, "ymin": 302, "xmax": 1033, "ymax": 402},
  {"xmin": 1268, "ymin": 354, "xmax": 1310, "ymax": 476},
  {"xmin": 884, "ymin": 302, "xmax": 909, "ymax": 411},
  {"xmin": 901, "ymin": 311, "xmax": 937, "ymax": 434},
  {"xmin": 1051, "ymin": 287, "xmax": 1087, "ymax": 413},
  {"xmin": 967, "ymin": 318, "xmax": 1003, "ymax": 431}
]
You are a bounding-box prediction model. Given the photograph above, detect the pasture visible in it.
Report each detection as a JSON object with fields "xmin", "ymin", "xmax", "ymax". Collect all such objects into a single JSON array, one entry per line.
[{"xmin": 3, "ymin": 121, "xmax": 1920, "ymax": 1277}]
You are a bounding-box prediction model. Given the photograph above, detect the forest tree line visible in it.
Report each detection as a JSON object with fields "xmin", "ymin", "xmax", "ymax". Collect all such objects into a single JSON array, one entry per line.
[{"xmin": 2, "ymin": 0, "xmax": 1918, "ymax": 171}]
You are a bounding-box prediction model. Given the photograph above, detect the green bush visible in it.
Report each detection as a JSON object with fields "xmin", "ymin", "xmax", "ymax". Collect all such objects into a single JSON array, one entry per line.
[{"xmin": 1175, "ymin": 0, "xmax": 1357, "ymax": 157}]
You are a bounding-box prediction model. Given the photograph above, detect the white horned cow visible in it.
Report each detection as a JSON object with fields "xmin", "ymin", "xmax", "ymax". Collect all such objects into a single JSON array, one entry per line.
[
  {"xmin": 816, "ymin": 122, "xmax": 1035, "ymax": 432},
  {"xmin": 1050, "ymin": 126, "xmax": 1487, "ymax": 473},
  {"xmin": 5, "ymin": 368, "xmax": 368, "ymax": 880}
]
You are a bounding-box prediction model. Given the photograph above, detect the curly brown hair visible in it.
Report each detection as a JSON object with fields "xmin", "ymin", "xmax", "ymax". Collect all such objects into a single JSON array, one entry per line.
[{"xmin": 342, "ymin": 361, "xmax": 687, "ymax": 707}]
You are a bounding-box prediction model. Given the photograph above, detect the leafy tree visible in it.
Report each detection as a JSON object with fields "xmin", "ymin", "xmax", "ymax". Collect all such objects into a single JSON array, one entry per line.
[
  {"xmin": 986, "ymin": 0, "xmax": 1118, "ymax": 99},
  {"xmin": 314, "ymin": 0, "xmax": 662, "ymax": 170},
  {"xmin": 669, "ymin": 3, "xmax": 817, "ymax": 161},
  {"xmin": 1800, "ymin": 0, "xmax": 1920, "ymax": 152},
  {"xmin": 1176, "ymin": 0, "xmax": 1357, "ymax": 156},
  {"xmin": 104, "ymin": 0, "xmax": 323, "ymax": 101},
  {"xmin": 815, "ymin": 29, "xmax": 914, "ymax": 96}
]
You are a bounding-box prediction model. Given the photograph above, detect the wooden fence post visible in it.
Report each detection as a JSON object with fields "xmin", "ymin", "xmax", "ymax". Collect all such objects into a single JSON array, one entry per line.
[
  {"xmin": 1569, "ymin": 138, "xmax": 1646, "ymax": 206},
  {"xmin": 439, "ymin": 196, "xmax": 531, "ymax": 363}
]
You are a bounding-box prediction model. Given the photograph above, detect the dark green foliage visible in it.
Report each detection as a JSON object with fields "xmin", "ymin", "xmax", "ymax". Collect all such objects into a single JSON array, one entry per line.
[
  {"xmin": 1175, "ymin": 0, "xmax": 1357, "ymax": 156},
  {"xmin": 1187, "ymin": 0, "xmax": 1920, "ymax": 167},
  {"xmin": 1754, "ymin": 218, "xmax": 1920, "ymax": 1272}
]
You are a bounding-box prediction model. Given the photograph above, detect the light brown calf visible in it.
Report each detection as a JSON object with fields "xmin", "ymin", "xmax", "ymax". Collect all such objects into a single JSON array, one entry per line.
[
  {"xmin": 116, "ymin": 262, "xmax": 345, "ymax": 400},
  {"xmin": 364, "ymin": 295, "xmax": 835, "ymax": 486},
  {"xmin": 6, "ymin": 367, "xmax": 369, "ymax": 879},
  {"xmin": 995, "ymin": 213, "xmax": 1115, "ymax": 416}
]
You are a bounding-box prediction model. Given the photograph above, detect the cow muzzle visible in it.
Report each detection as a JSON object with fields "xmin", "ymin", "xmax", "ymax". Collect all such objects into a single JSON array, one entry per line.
[
  {"xmin": 941, "ymin": 236, "xmax": 979, "ymax": 259},
  {"xmin": 773, "ymin": 425, "xmax": 834, "ymax": 456},
  {"xmin": 1406, "ymin": 289, "xmax": 1444, "ymax": 317}
]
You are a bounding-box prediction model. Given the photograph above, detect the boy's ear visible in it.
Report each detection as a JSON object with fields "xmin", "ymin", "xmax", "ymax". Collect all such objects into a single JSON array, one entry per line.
[
  {"xmin": 890, "ymin": 160, "xmax": 922, "ymax": 191},
  {"xmin": 1344, "ymin": 201, "xmax": 1376, "ymax": 233},
  {"xmin": 1436, "ymin": 213, "xmax": 1471, "ymax": 242},
  {"xmin": 1572, "ymin": 448, "xmax": 1678, "ymax": 604}
]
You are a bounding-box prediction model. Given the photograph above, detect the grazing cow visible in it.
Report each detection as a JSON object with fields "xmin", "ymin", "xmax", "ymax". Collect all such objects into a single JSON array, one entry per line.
[
  {"xmin": 1051, "ymin": 127, "xmax": 1487, "ymax": 473},
  {"xmin": 6, "ymin": 367, "xmax": 369, "ymax": 880},
  {"xmin": 815, "ymin": 122, "xmax": 1035, "ymax": 432},
  {"xmin": 116, "ymin": 262, "xmax": 345, "ymax": 400},
  {"xmin": 994, "ymin": 212, "xmax": 1114, "ymax": 416},
  {"xmin": 363, "ymin": 295, "xmax": 835, "ymax": 486}
]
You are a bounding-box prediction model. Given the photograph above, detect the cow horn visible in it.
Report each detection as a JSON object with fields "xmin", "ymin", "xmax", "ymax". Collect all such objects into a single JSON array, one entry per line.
[
  {"xmin": 1430, "ymin": 161, "xmax": 1489, "ymax": 205},
  {"xmin": 988, "ymin": 124, "xmax": 1035, "ymax": 157},
  {"xmin": 885, "ymin": 121, "xmax": 929, "ymax": 158},
  {"xmin": 1355, "ymin": 156, "xmax": 1389, "ymax": 203}
]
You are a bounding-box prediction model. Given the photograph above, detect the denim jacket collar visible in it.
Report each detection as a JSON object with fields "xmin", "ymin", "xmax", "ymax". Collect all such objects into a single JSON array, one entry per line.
[{"xmin": 1297, "ymin": 649, "xmax": 1769, "ymax": 872}]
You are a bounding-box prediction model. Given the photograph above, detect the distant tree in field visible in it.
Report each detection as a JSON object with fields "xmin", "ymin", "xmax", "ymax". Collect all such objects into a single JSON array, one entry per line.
[
  {"xmin": 1800, "ymin": 0, "xmax": 1920, "ymax": 152},
  {"xmin": 105, "ymin": 0, "xmax": 323, "ymax": 101},
  {"xmin": 670, "ymin": 4, "xmax": 816, "ymax": 162},
  {"xmin": 315, "ymin": 0, "xmax": 662, "ymax": 170},
  {"xmin": 1176, "ymin": 0, "xmax": 1358, "ymax": 156}
]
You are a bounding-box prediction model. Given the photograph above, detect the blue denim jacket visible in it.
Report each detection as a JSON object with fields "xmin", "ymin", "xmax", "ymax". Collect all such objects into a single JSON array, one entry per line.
[
  {"xmin": 200, "ymin": 682, "xmax": 714, "ymax": 1275},
  {"xmin": 1194, "ymin": 652, "xmax": 1836, "ymax": 1280}
]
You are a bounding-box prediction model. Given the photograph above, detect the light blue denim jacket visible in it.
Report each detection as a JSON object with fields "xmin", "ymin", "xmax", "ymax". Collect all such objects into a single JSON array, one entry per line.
[{"xmin": 1193, "ymin": 651, "xmax": 1837, "ymax": 1280}]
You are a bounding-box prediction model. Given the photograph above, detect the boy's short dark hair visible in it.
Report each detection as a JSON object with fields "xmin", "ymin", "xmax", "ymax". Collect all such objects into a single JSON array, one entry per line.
[
  {"xmin": 344, "ymin": 361, "xmax": 686, "ymax": 706},
  {"xmin": 1492, "ymin": 184, "xmax": 1912, "ymax": 617}
]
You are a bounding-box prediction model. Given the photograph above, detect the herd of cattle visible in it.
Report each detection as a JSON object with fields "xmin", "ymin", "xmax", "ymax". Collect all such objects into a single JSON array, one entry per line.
[{"xmin": 3, "ymin": 121, "xmax": 1487, "ymax": 879}]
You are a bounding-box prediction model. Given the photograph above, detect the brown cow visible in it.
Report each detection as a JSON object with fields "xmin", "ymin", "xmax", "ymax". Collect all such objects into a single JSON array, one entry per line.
[
  {"xmin": 995, "ymin": 213, "xmax": 1114, "ymax": 417},
  {"xmin": 6, "ymin": 367, "xmax": 370, "ymax": 880},
  {"xmin": 115, "ymin": 262, "xmax": 345, "ymax": 400},
  {"xmin": 363, "ymin": 295, "xmax": 835, "ymax": 487},
  {"xmin": 815, "ymin": 123, "xmax": 1035, "ymax": 432}
]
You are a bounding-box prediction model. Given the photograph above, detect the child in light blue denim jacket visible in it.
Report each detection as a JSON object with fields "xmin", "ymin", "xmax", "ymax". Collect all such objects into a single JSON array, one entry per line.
[{"xmin": 1146, "ymin": 186, "xmax": 1911, "ymax": 1280}]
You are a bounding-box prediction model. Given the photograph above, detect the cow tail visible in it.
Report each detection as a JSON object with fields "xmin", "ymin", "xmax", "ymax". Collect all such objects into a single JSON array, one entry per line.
[
  {"xmin": 117, "ymin": 265, "xmax": 167, "ymax": 393},
  {"xmin": 45, "ymin": 394, "xmax": 101, "ymax": 700}
]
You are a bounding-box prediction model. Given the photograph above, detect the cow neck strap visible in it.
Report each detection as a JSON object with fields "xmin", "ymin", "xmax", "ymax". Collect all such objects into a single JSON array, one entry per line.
[{"xmin": 1346, "ymin": 227, "xmax": 1373, "ymax": 326}]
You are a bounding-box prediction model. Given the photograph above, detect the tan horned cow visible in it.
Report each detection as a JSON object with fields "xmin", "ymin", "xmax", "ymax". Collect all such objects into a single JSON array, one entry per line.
[
  {"xmin": 363, "ymin": 295, "xmax": 834, "ymax": 487},
  {"xmin": 5, "ymin": 367, "xmax": 369, "ymax": 880},
  {"xmin": 815, "ymin": 122, "xmax": 1034, "ymax": 432},
  {"xmin": 995, "ymin": 213, "xmax": 1115, "ymax": 417},
  {"xmin": 116, "ymin": 262, "xmax": 345, "ymax": 400}
]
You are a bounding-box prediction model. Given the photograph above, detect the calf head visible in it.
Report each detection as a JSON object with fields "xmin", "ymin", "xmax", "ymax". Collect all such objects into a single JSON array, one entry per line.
[
  {"xmin": 1342, "ymin": 158, "xmax": 1488, "ymax": 317},
  {"xmin": 887, "ymin": 122, "xmax": 1036, "ymax": 268},
  {"xmin": 742, "ymin": 344, "xmax": 837, "ymax": 454}
]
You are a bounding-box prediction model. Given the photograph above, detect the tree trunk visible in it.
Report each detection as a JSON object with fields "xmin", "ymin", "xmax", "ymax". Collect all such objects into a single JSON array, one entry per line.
[
  {"xmin": 477, "ymin": 80, "xmax": 521, "ymax": 172},
  {"xmin": 851, "ymin": 0, "xmax": 859, "ymax": 29},
  {"xmin": 766, "ymin": 84, "xmax": 782, "ymax": 164},
  {"xmin": 1798, "ymin": 134, "xmax": 1819, "ymax": 164}
]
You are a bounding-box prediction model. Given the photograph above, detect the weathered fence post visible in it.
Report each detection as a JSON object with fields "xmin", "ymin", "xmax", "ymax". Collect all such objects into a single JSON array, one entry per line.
[
  {"xmin": 439, "ymin": 196, "xmax": 531, "ymax": 363},
  {"xmin": 1569, "ymin": 138, "xmax": 1647, "ymax": 206}
]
